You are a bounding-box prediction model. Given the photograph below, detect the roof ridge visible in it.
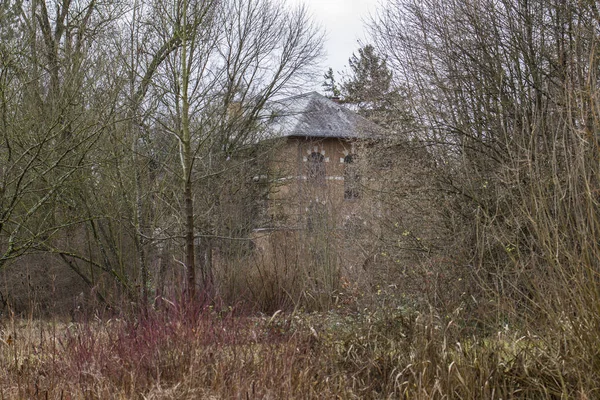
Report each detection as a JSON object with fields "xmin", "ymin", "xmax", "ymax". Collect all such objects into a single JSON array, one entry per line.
[
  {"xmin": 265, "ymin": 91, "xmax": 384, "ymax": 140},
  {"xmin": 274, "ymin": 91, "xmax": 319, "ymax": 103}
]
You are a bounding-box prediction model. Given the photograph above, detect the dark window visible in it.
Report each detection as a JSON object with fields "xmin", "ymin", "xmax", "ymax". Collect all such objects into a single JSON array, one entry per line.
[
  {"xmin": 344, "ymin": 154, "xmax": 359, "ymax": 199},
  {"xmin": 308, "ymin": 151, "xmax": 325, "ymax": 184}
]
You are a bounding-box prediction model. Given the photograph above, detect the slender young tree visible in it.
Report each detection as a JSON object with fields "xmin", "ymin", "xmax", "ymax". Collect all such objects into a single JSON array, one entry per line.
[{"xmin": 152, "ymin": 0, "xmax": 323, "ymax": 303}]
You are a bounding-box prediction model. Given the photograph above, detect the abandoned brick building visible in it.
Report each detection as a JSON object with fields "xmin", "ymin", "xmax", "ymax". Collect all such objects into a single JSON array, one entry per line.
[
  {"xmin": 260, "ymin": 92, "xmax": 382, "ymax": 228},
  {"xmin": 248, "ymin": 92, "xmax": 384, "ymax": 290}
]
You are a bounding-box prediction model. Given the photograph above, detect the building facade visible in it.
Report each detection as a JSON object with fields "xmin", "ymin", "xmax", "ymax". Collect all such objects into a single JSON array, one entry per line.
[{"xmin": 250, "ymin": 92, "xmax": 383, "ymax": 292}]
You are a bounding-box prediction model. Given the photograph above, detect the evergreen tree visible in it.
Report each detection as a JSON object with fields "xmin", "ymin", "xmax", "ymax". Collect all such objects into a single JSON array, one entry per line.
[
  {"xmin": 343, "ymin": 44, "xmax": 394, "ymax": 112},
  {"xmin": 341, "ymin": 44, "xmax": 412, "ymax": 129},
  {"xmin": 322, "ymin": 67, "xmax": 341, "ymax": 98}
]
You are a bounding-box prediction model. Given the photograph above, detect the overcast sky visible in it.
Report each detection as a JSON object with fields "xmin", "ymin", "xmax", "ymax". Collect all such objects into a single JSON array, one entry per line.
[{"xmin": 289, "ymin": 0, "xmax": 381, "ymax": 90}]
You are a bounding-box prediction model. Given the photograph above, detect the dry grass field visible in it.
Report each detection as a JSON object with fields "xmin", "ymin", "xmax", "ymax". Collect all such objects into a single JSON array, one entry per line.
[{"xmin": 1, "ymin": 294, "xmax": 596, "ymax": 400}]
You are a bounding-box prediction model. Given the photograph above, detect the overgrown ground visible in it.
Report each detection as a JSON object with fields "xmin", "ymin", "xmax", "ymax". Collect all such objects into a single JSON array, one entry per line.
[{"xmin": 2, "ymin": 292, "xmax": 597, "ymax": 400}]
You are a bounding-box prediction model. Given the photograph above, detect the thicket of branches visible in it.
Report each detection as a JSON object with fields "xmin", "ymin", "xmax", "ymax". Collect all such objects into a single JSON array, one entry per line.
[
  {"xmin": 2, "ymin": 0, "xmax": 600, "ymax": 334},
  {"xmin": 0, "ymin": 0, "xmax": 323, "ymax": 314},
  {"xmin": 2, "ymin": 0, "xmax": 600, "ymax": 396},
  {"xmin": 364, "ymin": 0, "xmax": 600, "ymax": 331}
]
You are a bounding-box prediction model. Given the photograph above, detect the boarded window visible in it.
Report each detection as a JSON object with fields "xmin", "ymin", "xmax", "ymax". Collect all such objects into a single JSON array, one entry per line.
[
  {"xmin": 344, "ymin": 154, "xmax": 359, "ymax": 199},
  {"xmin": 308, "ymin": 151, "xmax": 325, "ymax": 184}
]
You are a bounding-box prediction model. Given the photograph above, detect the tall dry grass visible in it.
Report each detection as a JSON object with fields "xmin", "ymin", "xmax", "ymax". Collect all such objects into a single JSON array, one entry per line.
[{"xmin": 2, "ymin": 292, "xmax": 599, "ymax": 399}]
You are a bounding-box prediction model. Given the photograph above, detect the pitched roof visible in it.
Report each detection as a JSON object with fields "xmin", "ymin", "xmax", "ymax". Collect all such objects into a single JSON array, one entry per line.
[{"xmin": 266, "ymin": 92, "xmax": 382, "ymax": 139}]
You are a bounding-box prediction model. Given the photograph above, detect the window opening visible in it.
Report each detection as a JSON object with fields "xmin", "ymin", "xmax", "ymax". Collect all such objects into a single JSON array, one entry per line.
[
  {"xmin": 308, "ymin": 151, "xmax": 326, "ymax": 184},
  {"xmin": 344, "ymin": 154, "xmax": 359, "ymax": 199}
]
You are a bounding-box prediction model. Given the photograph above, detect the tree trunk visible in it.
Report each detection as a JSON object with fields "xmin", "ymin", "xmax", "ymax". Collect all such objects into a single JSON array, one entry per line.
[
  {"xmin": 181, "ymin": 4, "xmax": 196, "ymax": 302},
  {"xmin": 184, "ymin": 173, "xmax": 196, "ymax": 302}
]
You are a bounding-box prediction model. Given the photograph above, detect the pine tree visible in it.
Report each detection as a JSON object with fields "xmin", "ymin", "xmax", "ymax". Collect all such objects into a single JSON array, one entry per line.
[
  {"xmin": 343, "ymin": 44, "xmax": 394, "ymax": 112},
  {"xmin": 322, "ymin": 67, "xmax": 341, "ymax": 98}
]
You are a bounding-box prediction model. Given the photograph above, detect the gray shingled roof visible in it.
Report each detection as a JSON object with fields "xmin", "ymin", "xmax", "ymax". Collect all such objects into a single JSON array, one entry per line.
[{"xmin": 266, "ymin": 92, "xmax": 382, "ymax": 139}]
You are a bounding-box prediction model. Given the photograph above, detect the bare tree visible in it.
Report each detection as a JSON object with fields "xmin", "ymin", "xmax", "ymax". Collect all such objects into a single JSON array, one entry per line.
[
  {"xmin": 149, "ymin": 0, "xmax": 323, "ymax": 303},
  {"xmin": 0, "ymin": 1, "xmax": 121, "ymax": 269},
  {"xmin": 369, "ymin": 0, "xmax": 600, "ymax": 317},
  {"xmin": 0, "ymin": 0, "xmax": 323, "ymax": 312}
]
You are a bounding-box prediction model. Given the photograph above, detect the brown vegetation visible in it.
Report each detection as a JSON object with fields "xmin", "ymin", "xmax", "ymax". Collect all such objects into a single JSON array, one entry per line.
[
  {"xmin": 1, "ymin": 299, "xmax": 597, "ymax": 399},
  {"xmin": 2, "ymin": 0, "xmax": 600, "ymax": 397}
]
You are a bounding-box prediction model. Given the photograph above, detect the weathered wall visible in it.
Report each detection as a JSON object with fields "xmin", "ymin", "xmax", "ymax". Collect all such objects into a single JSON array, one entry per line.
[
  {"xmin": 267, "ymin": 137, "xmax": 367, "ymax": 229},
  {"xmin": 250, "ymin": 137, "xmax": 379, "ymax": 294}
]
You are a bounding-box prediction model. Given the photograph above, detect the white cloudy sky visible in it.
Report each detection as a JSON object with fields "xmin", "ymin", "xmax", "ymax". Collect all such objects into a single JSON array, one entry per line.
[{"xmin": 289, "ymin": 0, "xmax": 381, "ymax": 86}]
